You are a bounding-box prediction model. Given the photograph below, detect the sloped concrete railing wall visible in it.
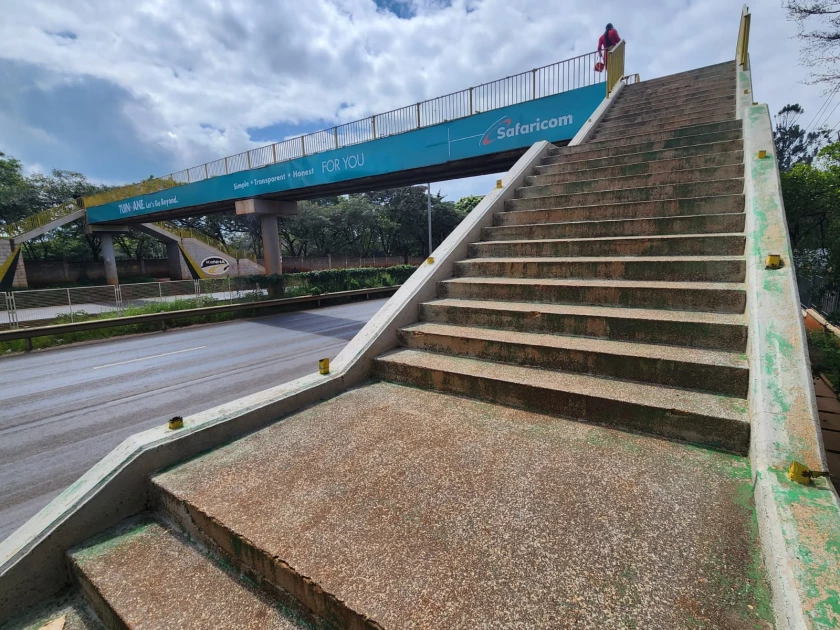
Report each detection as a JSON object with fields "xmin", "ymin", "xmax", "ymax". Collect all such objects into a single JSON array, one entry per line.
[{"xmin": 738, "ymin": 59, "xmax": 840, "ymax": 630}]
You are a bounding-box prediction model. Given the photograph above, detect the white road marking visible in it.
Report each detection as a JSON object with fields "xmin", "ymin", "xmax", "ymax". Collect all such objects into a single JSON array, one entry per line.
[{"xmin": 92, "ymin": 346, "xmax": 207, "ymax": 370}]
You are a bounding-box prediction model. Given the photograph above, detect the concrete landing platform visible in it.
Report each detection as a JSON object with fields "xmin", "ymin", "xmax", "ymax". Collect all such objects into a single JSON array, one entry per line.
[{"xmin": 154, "ymin": 382, "xmax": 773, "ymax": 629}]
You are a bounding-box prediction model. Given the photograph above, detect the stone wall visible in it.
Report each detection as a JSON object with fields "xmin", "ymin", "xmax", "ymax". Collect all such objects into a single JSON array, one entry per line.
[
  {"xmin": 23, "ymin": 259, "xmax": 171, "ymax": 287},
  {"xmin": 0, "ymin": 239, "xmax": 28, "ymax": 287}
]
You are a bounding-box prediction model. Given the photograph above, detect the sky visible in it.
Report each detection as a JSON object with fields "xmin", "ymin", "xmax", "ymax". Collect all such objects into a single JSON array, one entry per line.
[{"xmin": 0, "ymin": 0, "xmax": 834, "ymax": 203}]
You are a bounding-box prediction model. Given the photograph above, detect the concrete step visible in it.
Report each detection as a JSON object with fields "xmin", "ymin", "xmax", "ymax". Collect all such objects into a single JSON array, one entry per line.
[
  {"xmin": 148, "ymin": 381, "xmax": 770, "ymax": 628},
  {"xmin": 508, "ymin": 179, "xmax": 744, "ymax": 210},
  {"xmin": 539, "ymin": 142, "xmax": 743, "ymax": 172},
  {"xmin": 374, "ymin": 349, "xmax": 750, "ymax": 452},
  {"xmin": 555, "ymin": 121, "xmax": 744, "ymax": 153},
  {"xmin": 634, "ymin": 61, "xmax": 734, "ymax": 87},
  {"xmin": 397, "ymin": 323, "xmax": 749, "ymax": 397},
  {"xmin": 419, "ymin": 298, "xmax": 748, "ymax": 351},
  {"xmin": 484, "ymin": 212, "xmax": 746, "ymax": 241},
  {"xmin": 543, "ymin": 130, "xmax": 743, "ymax": 164},
  {"xmin": 439, "ymin": 277, "xmax": 746, "ymax": 313},
  {"xmin": 469, "ymin": 233, "xmax": 745, "ymax": 258},
  {"xmin": 603, "ymin": 102, "xmax": 736, "ymax": 125},
  {"xmin": 534, "ymin": 150, "xmax": 744, "ymax": 180},
  {"xmin": 523, "ymin": 164, "xmax": 745, "ymax": 192},
  {"xmin": 68, "ymin": 517, "xmax": 321, "ymax": 630},
  {"xmin": 593, "ymin": 113, "xmax": 736, "ymax": 140},
  {"xmin": 619, "ymin": 84, "xmax": 736, "ymax": 106},
  {"xmin": 607, "ymin": 95, "xmax": 737, "ymax": 121},
  {"xmin": 496, "ymin": 195, "xmax": 745, "ymax": 226},
  {"xmin": 455, "ymin": 255, "xmax": 745, "ymax": 283}
]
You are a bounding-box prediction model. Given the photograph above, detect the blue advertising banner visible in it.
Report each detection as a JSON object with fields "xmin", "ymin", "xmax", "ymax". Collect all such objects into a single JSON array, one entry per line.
[{"xmin": 87, "ymin": 83, "xmax": 604, "ymax": 223}]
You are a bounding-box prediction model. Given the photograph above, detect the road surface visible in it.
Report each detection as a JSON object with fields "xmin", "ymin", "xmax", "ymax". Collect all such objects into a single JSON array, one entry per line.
[{"xmin": 0, "ymin": 298, "xmax": 388, "ymax": 541}]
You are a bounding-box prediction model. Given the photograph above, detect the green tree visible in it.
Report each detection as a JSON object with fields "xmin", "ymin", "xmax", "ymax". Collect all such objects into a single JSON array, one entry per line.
[
  {"xmin": 454, "ymin": 195, "xmax": 484, "ymax": 215},
  {"xmin": 773, "ymin": 104, "xmax": 830, "ymax": 172},
  {"xmin": 0, "ymin": 151, "xmax": 38, "ymax": 225}
]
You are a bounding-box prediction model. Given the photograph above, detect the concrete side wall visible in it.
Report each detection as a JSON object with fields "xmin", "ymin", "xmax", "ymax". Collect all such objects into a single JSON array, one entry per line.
[
  {"xmin": 739, "ymin": 60, "xmax": 840, "ymax": 630},
  {"xmin": 23, "ymin": 259, "xmax": 172, "ymax": 287},
  {"xmin": 180, "ymin": 238, "xmax": 264, "ymax": 278},
  {"xmin": 0, "ymin": 240, "xmax": 28, "ymax": 288}
]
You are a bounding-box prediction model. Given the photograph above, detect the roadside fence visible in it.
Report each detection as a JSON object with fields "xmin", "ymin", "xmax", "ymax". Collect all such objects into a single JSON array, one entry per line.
[
  {"xmin": 798, "ymin": 274, "xmax": 840, "ymax": 317},
  {"xmin": 1, "ymin": 277, "xmax": 329, "ymax": 330}
]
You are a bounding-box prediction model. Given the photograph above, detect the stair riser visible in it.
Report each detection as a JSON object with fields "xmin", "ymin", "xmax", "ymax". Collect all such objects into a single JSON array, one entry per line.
[
  {"xmin": 420, "ymin": 303, "xmax": 748, "ymax": 351},
  {"xmin": 510, "ymin": 180, "xmax": 744, "ymax": 208},
  {"xmin": 603, "ymin": 103, "xmax": 735, "ymax": 125},
  {"xmin": 545, "ymin": 131, "xmax": 743, "ymax": 163},
  {"xmin": 607, "ymin": 96, "xmax": 737, "ymax": 121},
  {"xmin": 535, "ymin": 151, "xmax": 744, "ymax": 180},
  {"xmin": 595, "ymin": 113, "xmax": 735, "ymax": 137},
  {"xmin": 524, "ymin": 164, "xmax": 744, "ymax": 191},
  {"xmin": 150, "ymin": 487, "xmax": 375, "ymax": 630},
  {"xmin": 541, "ymin": 139, "xmax": 743, "ymax": 168},
  {"xmin": 454, "ymin": 259, "xmax": 746, "ymax": 283},
  {"xmin": 373, "ymin": 360, "xmax": 750, "ymax": 453},
  {"xmin": 550, "ymin": 122, "xmax": 743, "ymax": 154},
  {"xmin": 484, "ymin": 213, "xmax": 746, "ymax": 241},
  {"xmin": 496, "ymin": 196, "xmax": 745, "ymax": 226},
  {"xmin": 397, "ymin": 330, "xmax": 748, "ymax": 397},
  {"xmin": 439, "ymin": 281, "xmax": 747, "ymax": 313}
]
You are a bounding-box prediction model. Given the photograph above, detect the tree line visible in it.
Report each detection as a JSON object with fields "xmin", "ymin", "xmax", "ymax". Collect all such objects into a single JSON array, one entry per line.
[{"xmin": 0, "ymin": 150, "xmax": 484, "ymax": 264}]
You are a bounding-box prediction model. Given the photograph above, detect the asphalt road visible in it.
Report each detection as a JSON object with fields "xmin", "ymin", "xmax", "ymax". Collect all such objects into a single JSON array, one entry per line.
[{"xmin": 0, "ymin": 298, "xmax": 388, "ymax": 541}]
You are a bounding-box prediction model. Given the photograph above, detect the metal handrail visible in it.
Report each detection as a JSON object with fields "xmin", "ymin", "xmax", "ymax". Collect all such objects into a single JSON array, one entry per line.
[
  {"xmin": 0, "ymin": 200, "xmax": 83, "ymax": 239},
  {"xmin": 153, "ymin": 222, "xmax": 258, "ymax": 262},
  {"xmin": 82, "ymin": 50, "xmax": 606, "ymax": 209},
  {"xmin": 736, "ymin": 5, "xmax": 751, "ymax": 69},
  {"xmin": 606, "ymin": 40, "xmax": 626, "ymax": 97}
]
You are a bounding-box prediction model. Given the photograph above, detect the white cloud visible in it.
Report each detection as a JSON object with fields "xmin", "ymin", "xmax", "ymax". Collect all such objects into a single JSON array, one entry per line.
[{"xmin": 0, "ymin": 0, "xmax": 833, "ymax": 198}]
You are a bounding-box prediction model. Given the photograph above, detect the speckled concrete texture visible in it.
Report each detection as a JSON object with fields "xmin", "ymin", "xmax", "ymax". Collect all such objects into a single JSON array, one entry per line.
[
  {"xmin": 153, "ymin": 382, "xmax": 773, "ymax": 630},
  {"xmin": 0, "ymin": 590, "xmax": 103, "ymax": 630},
  {"xmin": 69, "ymin": 518, "xmax": 324, "ymax": 630}
]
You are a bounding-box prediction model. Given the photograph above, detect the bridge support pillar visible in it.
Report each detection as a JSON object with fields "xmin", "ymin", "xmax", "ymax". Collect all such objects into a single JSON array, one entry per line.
[
  {"xmin": 234, "ymin": 199, "xmax": 297, "ymax": 277},
  {"xmin": 166, "ymin": 242, "xmax": 188, "ymax": 280},
  {"xmin": 99, "ymin": 233, "xmax": 119, "ymax": 286},
  {"xmin": 260, "ymin": 215, "xmax": 282, "ymax": 276}
]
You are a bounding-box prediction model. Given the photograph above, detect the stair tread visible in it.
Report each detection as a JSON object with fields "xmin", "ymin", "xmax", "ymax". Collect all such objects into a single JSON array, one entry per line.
[
  {"xmin": 490, "ymin": 212, "xmax": 744, "ymax": 230},
  {"xmin": 478, "ymin": 233, "xmax": 745, "ymax": 246},
  {"xmin": 69, "ymin": 518, "xmax": 315, "ymax": 630},
  {"xmin": 524, "ymin": 164, "xmax": 744, "ymax": 187},
  {"xmin": 400, "ymin": 322, "xmax": 747, "ymax": 369},
  {"xmin": 425, "ymin": 297, "xmax": 747, "ymax": 325},
  {"xmin": 542, "ymin": 144, "xmax": 743, "ymax": 169},
  {"xmin": 443, "ymin": 276, "xmax": 744, "ymax": 290},
  {"xmin": 465, "ymin": 255, "xmax": 745, "ymax": 263},
  {"xmin": 377, "ymin": 349, "xmax": 749, "ymax": 422},
  {"xmin": 557, "ymin": 120, "xmax": 742, "ymax": 150},
  {"xmin": 516, "ymin": 178, "xmax": 743, "ymax": 202},
  {"xmin": 502, "ymin": 194, "xmax": 744, "ymax": 218}
]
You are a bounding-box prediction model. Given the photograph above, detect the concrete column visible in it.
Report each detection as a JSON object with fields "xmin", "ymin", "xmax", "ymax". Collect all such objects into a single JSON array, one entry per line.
[
  {"xmin": 260, "ymin": 214, "xmax": 282, "ymax": 276},
  {"xmin": 99, "ymin": 233, "xmax": 119, "ymax": 286},
  {"xmin": 166, "ymin": 242, "xmax": 187, "ymax": 280}
]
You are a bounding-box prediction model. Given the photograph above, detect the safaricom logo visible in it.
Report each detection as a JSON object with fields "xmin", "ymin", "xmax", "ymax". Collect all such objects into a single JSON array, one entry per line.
[{"xmin": 481, "ymin": 113, "xmax": 574, "ymax": 145}]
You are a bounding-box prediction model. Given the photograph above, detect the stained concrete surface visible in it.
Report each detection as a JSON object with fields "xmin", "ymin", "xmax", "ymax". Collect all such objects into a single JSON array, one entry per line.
[
  {"xmin": 155, "ymin": 382, "xmax": 774, "ymax": 630},
  {"xmin": 0, "ymin": 298, "xmax": 387, "ymax": 541}
]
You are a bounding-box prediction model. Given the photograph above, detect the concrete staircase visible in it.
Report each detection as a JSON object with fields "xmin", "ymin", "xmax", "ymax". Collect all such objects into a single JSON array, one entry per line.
[
  {"xmin": 9, "ymin": 62, "xmax": 779, "ymax": 630},
  {"xmin": 376, "ymin": 60, "xmax": 750, "ymax": 454}
]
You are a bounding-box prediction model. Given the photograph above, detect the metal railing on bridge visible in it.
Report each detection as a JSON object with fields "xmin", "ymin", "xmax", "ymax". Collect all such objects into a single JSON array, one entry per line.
[
  {"xmin": 82, "ymin": 50, "xmax": 608, "ymax": 209},
  {"xmin": 0, "ymin": 200, "xmax": 84, "ymax": 240},
  {"xmin": 152, "ymin": 222, "xmax": 258, "ymax": 262}
]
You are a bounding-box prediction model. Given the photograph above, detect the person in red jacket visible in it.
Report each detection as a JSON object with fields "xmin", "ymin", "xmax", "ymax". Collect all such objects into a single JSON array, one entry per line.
[{"xmin": 598, "ymin": 23, "xmax": 621, "ymax": 69}]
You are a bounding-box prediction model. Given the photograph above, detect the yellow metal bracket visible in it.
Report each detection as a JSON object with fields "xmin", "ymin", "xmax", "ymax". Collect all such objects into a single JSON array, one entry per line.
[
  {"xmin": 168, "ymin": 416, "xmax": 184, "ymax": 430},
  {"xmin": 765, "ymin": 254, "xmax": 782, "ymax": 270},
  {"xmin": 319, "ymin": 358, "xmax": 330, "ymax": 375},
  {"xmin": 787, "ymin": 461, "xmax": 829, "ymax": 485}
]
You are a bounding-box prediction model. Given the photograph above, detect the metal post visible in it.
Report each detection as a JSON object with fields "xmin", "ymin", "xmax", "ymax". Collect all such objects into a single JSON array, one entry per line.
[
  {"xmin": 532, "ymin": 69, "xmax": 536, "ymax": 100},
  {"xmin": 66, "ymin": 288, "xmax": 73, "ymax": 323},
  {"xmin": 427, "ymin": 183, "xmax": 433, "ymax": 256},
  {"xmin": 301, "ymin": 136, "xmax": 306, "ymax": 156},
  {"xmin": 247, "ymin": 151, "xmax": 252, "ymax": 169},
  {"xmin": 334, "ymin": 127, "xmax": 339, "ymax": 149},
  {"xmin": 224, "ymin": 157, "xmax": 229, "ymax": 174},
  {"xmin": 204, "ymin": 163, "xmax": 209, "ymax": 180},
  {"xmin": 469, "ymin": 87, "xmax": 473, "ymax": 114},
  {"xmin": 416, "ymin": 104, "xmax": 421, "ymax": 128},
  {"xmin": 272, "ymin": 143, "xmax": 277, "ymax": 164},
  {"xmin": 159, "ymin": 282, "xmax": 163, "ymax": 302},
  {"xmin": 372, "ymin": 116, "xmax": 377, "ymax": 139}
]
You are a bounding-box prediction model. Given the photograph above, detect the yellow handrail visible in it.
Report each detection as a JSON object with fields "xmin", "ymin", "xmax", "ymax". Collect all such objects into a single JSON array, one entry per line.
[
  {"xmin": 154, "ymin": 222, "xmax": 258, "ymax": 262},
  {"xmin": 736, "ymin": 5, "xmax": 751, "ymax": 69},
  {"xmin": 606, "ymin": 40, "xmax": 626, "ymax": 97},
  {"xmin": 0, "ymin": 200, "xmax": 83, "ymax": 239}
]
